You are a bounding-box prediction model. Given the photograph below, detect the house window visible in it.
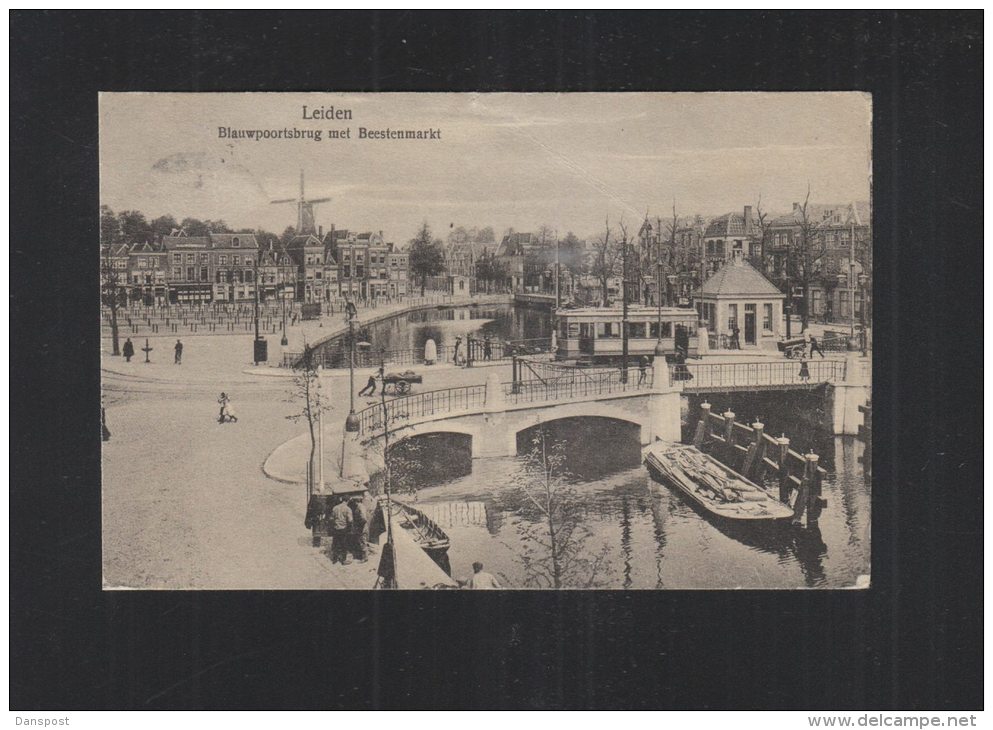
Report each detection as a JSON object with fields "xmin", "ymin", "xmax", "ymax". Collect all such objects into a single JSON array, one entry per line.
[
  {"xmin": 173, "ymin": 266, "xmax": 182, "ymax": 278},
  {"xmin": 245, "ymin": 269, "xmax": 254, "ymax": 282},
  {"xmin": 200, "ymin": 253, "xmax": 209, "ymax": 263},
  {"xmin": 219, "ymin": 255, "xmax": 227, "ymax": 265},
  {"xmin": 172, "ymin": 253, "xmax": 182, "ymax": 264},
  {"xmin": 200, "ymin": 266, "xmax": 208, "ymax": 281},
  {"xmin": 186, "ymin": 266, "xmax": 195, "ymax": 280},
  {"xmin": 233, "ymin": 255, "xmax": 240, "ymax": 266},
  {"xmin": 356, "ymin": 266, "xmax": 364, "ymax": 278},
  {"xmin": 232, "ymin": 237, "xmax": 240, "ymax": 247},
  {"xmin": 727, "ymin": 303, "xmax": 738, "ymax": 331},
  {"xmin": 343, "ymin": 265, "xmax": 350, "ymax": 278},
  {"xmin": 763, "ymin": 303, "xmax": 773, "ymax": 332},
  {"xmin": 186, "ymin": 253, "xmax": 195, "ymax": 264}
]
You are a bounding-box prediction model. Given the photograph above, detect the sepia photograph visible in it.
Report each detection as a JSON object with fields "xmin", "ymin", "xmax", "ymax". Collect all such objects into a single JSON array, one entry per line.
[{"xmin": 100, "ymin": 91, "xmax": 873, "ymax": 590}]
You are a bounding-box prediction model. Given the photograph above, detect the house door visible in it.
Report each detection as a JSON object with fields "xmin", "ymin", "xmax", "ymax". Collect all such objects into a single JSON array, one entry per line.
[{"xmin": 744, "ymin": 311, "xmax": 756, "ymax": 345}]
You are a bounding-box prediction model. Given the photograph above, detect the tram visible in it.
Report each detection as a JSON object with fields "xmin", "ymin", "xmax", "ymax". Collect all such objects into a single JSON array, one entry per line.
[{"xmin": 554, "ymin": 305, "xmax": 701, "ymax": 363}]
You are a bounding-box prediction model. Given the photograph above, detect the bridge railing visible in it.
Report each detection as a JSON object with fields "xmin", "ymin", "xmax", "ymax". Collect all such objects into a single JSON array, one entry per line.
[
  {"xmin": 682, "ymin": 359, "xmax": 844, "ymax": 389},
  {"xmin": 504, "ymin": 367, "xmax": 654, "ymax": 405},
  {"xmin": 357, "ymin": 384, "xmax": 487, "ymax": 435}
]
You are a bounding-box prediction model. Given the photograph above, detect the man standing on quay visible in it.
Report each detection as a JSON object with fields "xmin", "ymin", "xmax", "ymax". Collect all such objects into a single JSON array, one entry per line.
[{"xmin": 330, "ymin": 497, "xmax": 354, "ymax": 565}]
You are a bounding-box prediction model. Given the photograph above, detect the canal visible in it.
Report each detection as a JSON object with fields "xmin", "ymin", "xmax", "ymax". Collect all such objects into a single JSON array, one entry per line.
[
  {"xmin": 360, "ymin": 303, "xmax": 871, "ymax": 589},
  {"xmin": 316, "ymin": 302, "xmax": 552, "ymax": 365}
]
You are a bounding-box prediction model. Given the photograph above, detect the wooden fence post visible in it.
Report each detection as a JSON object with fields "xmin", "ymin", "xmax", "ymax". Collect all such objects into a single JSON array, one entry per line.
[
  {"xmin": 692, "ymin": 401, "xmax": 711, "ymax": 446},
  {"xmin": 742, "ymin": 420, "xmax": 764, "ymax": 479},
  {"xmin": 806, "ymin": 453, "xmax": 824, "ymax": 525},
  {"xmin": 777, "ymin": 436, "xmax": 791, "ymax": 503},
  {"xmin": 723, "ymin": 410, "xmax": 736, "ymax": 465},
  {"xmin": 792, "ymin": 452, "xmax": 819, "ymax": 526}
]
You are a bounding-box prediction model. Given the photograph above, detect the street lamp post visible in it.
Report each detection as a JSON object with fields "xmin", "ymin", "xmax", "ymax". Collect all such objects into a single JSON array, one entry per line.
[
  {"xmin": 344, "ymin": 310, "xmax": 360, "ymax": 433},
  {"xmin": 654, "ymin": 224, "xmax": 666, "ymax": 359}
]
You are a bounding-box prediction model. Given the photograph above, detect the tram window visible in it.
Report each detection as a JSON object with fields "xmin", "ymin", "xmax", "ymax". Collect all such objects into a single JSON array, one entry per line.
[
  {"xmin": 625, "ymin": 322, "xmax": 646, "ymax": 338},
  {"xmin": 597, "ymin": 322, "xmax": 620, "ymax": 338},
  {"xmin": 567, "ymin": 322, "xmax": 580, "ymax": 337}
]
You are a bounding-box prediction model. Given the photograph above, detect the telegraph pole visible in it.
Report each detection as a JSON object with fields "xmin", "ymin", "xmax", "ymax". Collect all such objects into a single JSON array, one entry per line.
[
  {"xmin": 621, "ymin": 235, "xmax": 629, "ymax": 384},
  {"xmin": 655, "ymin": 220, "xmax": 665, "ymax": 358},
  {"xmin": 849, "ymin": 209, "xmax": 856, "ymax": 342}
]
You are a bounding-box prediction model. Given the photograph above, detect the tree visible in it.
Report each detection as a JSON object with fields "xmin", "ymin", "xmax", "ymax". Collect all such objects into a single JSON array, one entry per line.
[
  {"xmin": 590, "ymin": 218, "xmax": 623, "ymax": 307},
  {"xmin": 286, "ymin": 343, "xmax": 330, "ymax": 494},
  {"xmin": 180, "ymin": 217, "xmax": 210, "ymax": 237},
  {"xmin": 150, "ymin": 214, "xmax": 179, "ymax": 241},
  {"xmin": 408, "ymin": 222, "xmax": 445, "ymax": 296},
  {"xmin": 101, "ymin": 244, "xmax": 124, "ymax": 356},
  {"xmin": 753, "ymin": 194, "xmax": 770, "ymax": 272},
  {"xmin": 118, "ymin": 210, "xmax": 152, "ymax": 244},
  {"xmin": 790, "ymin": 186, "xmax": 829, "ymax": 331},
  {"xmin": 100, "ymin": 205, "xmax": 120, "ymax": 245},
  {"xmin": 280, "ymin": 226, "xmax": 298, "ymax": 247},
  {"xmin": 558, "ymin": 232, "xmax": 585, "ymax": 275},
  {"xmin": 475, "ymin": 226, "xmax": 495, "ymax": 244},
  {"xmin": 512, "ymin": 426, "xmax": 612, "ymax": 589},
  {"xmin": 204, "ymin": 219, "xmax": 233, "ymax": 234}
]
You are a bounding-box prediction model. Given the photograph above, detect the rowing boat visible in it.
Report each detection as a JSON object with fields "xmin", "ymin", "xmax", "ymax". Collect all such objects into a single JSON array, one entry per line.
[{"xmin": 644, "ymin": 442, "xmax": 793, "ymax": 521}]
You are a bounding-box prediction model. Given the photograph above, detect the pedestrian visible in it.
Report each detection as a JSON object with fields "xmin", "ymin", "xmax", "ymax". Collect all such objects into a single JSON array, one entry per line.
[
  {"xmin": 330, "ymin": 497, "xmax": 354, "ymax": 565},
  {"xmin": 358, "ymin": 372, "xmax": 377, "ymax": 397},
  {"xmin": 291, "ymin": 312, "xmax": 298, "ymax": 326},
  {"xmin": 483, "ymin": 335, "xmax": 492, "ymax": 361},
  {"xmin": 798, "ymin": 356, "xmax": 810, "ymax": 382},
  {"xmin": 464, "ymin": 561, "xmax": 502, "ymax": 589},
  {"xmin": 638, "ymin": 355, "xmax": 649, "ymax": 384},
  {"xmin": 349, "ymin": 497, "xmax": 368, "ymax": 563},
  {"xmin": 809, "ymin": 334, "xmax": 825, "ymax": 358},
  {"xmin": 122, "ymin": 337, "xmax": 135, "ymax": 363},
  {"xmin": 174, "ymin": 339, "xmax": 183, "ymax": 364},
  {"xmin": 452, "ymin": 336, "xmax": 462, "ymax": 366},
  {"xmin": 731, "ymin": 323, "xmax": 741, "ymax": 350},
  {"xmin": 217, "ymin": 392, "xmax": 231, "ymax": 423},
  {"xmin": 424, "ymin": 338, "xmax": 437, "ymax": 365}
]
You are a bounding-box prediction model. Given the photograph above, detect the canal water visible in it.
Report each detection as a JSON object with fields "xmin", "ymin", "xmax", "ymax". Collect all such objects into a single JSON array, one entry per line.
[
  {"xmin": 372, "ymin": 304, "xmax": 871, "ymax": 589},
  {"xmin": 317, "ymin": 303, "xmax": 552, "ymax": 365}
]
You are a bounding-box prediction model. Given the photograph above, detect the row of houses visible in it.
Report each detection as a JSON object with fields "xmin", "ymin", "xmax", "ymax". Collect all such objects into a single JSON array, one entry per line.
[
  {"xmin": 441, "ymin": 200, "xmax": 870, "ymax": 322},
  {"xmin": 102, "ymin": 226, "xmax": 410, "ymax": 305}
]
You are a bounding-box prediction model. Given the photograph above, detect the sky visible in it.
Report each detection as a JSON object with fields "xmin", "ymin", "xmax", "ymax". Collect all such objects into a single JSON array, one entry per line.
[{"xmin": 100, "ymin": 92, "xmax": 872, "ymax": 242}]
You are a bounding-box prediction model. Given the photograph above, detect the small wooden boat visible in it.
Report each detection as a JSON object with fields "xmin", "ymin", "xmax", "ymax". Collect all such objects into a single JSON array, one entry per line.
[
  {"xmin": 645, "ymin": 442, "xmax": 793, "ymax": 521},
  {"xmin": 379, "ymin": 497, "xmax": 453, "ymax": 575}
]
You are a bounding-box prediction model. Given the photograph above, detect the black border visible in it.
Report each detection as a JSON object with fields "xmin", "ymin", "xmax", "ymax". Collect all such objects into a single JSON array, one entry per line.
[{"xmin": 10, "ymin": 11, "xmax": 983, "ymax": 710}]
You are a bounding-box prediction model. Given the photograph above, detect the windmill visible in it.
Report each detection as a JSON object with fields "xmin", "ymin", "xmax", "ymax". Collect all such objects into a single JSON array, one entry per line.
[{"xmin": 271, "ymin": 170, "xmax": 331, "ymax": 236}]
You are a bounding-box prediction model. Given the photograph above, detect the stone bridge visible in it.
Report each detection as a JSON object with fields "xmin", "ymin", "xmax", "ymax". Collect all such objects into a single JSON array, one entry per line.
[{"xmin": 351, "ymin": 356, "xmax": 870, "ymax": 462}]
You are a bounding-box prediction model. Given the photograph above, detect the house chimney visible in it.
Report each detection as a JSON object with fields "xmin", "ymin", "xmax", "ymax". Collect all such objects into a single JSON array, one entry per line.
[
  {"xmin": 318, "ymin": 225, "xmax": 323, "ymax": 238},
  {"xmin": 743, "ymin": 205, "xmax": 753, "ymax": 235}
]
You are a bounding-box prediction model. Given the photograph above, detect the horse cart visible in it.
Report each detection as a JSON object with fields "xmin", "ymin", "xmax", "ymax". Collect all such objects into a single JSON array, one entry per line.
[{"xmin": 382, "ymin": 370, "xmax": 423, "ymax": 395}]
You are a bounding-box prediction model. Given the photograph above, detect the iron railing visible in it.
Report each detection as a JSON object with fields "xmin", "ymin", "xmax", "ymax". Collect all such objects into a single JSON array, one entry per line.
[
  {"xmin": 681, "ymin": 359, "xmax": 844, "ymax": 389},
  {"xmin": 504, "ymin": 367, "xmax": 654, "ymax": 405},
  {"xmin": 357, "ymin": 384, "xmax": 487, "ymax": 435}
]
